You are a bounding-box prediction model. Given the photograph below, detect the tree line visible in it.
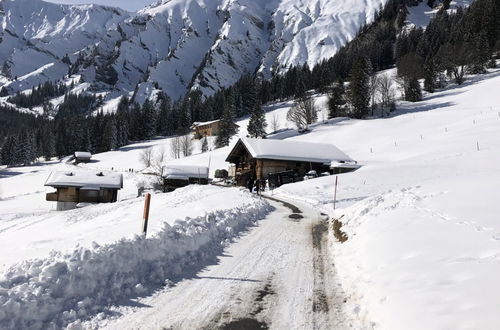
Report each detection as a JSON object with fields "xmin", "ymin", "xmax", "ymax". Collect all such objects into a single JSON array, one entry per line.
[{"xmin": 5, "ymin": 81, "xmax": 69, "ymax": 109}]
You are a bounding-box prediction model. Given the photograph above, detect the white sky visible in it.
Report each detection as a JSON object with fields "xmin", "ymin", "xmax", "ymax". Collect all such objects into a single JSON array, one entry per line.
[{"xmin": 44, "ymin": 0, "xmax": 155, "ymax": 12}]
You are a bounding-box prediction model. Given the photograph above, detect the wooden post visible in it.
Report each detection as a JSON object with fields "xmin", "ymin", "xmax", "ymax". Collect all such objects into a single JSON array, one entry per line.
[
  {"xmin": 333, "ymin": 176, "xmax": 338, "ymax": 210},
  {"xmin": 142, "ymin": 193, "xmax": 151, "ymax": 237}
]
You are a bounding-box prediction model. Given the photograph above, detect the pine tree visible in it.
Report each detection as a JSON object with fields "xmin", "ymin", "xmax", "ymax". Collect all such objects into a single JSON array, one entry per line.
[
  {"xmin": 156, "ymin": 94, "xmax": 173, "ymax": 136},
  {"xmin": 405, "ymin": 76, "xmax": 422, "ymax": 102},
  {"xmin": 348, "ymin": 57, "xmax": 371, "ymax": 119},
  {"xmin": 423, "ymin": 59, "xmax": 438, "ymax": 93},
  {"xmin": 239, "ymin": 75, "xmax": 257, "ymax": 117},
  {"xmin": 45, "ymin": 130, "xmax": 56, "ymax": 161},
  {"xmin": 142, "ymin": 100, "xmax": 157, "ymax": 139},
  {"xmin": 102, "ymin": 116, "xmax": 118, "ymax": 150},
  {"xmin": 328, "ymin": 81, "xmax": 346, "ymax": 119},
  {"xmin": 201, "ymin": 136, "xmax": 209, "ymax": 152},
  {"xmin": 216, "ymin": 98, "xmax": 238, "ymax": 148},
  {"xmin": 470, "ymin": 32, "xmax": 490, "ymax": 74},
  {"xmin": 247, "ymin": 101, "xmax": 267, "ymax": 138}
]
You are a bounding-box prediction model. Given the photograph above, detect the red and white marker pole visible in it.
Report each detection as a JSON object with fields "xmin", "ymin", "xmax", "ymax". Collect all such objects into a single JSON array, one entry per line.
[{"xmin": 142, "ymin": 193, "xmax": 151, "ymax": 237}]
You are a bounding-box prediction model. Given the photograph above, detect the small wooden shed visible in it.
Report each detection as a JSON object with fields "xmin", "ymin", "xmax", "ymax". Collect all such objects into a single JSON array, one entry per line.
[
  {"xmin": 226, "ymin": 138, "xmax": 359, "ymax": 187},
  {"xmin": 45, "ymin": 171, "xmax": 123, "ymax": 210},
  {"xmin": 74, "ymin": 151, "xmax": 92, "ymax": 164}
]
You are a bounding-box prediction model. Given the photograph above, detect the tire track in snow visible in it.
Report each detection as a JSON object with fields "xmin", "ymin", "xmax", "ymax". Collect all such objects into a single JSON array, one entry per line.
[{"xmin": 312, "ymin": 220, "xmax": 330, "ymax": 328}]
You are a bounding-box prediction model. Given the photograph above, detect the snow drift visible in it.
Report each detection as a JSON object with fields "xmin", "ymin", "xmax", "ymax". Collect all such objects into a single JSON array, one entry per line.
[{"xmin": 0, "ymin": 199, "xmax": 272, "ymax": 329}]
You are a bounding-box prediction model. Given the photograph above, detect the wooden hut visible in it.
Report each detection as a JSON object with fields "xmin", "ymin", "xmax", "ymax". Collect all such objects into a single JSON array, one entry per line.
[
  {"xmin": 162, "ymin": 165, "xmax": 209, "ymax": 192},
  {"xmin": 74, "ymin": 151, "xmax": 92, "ymax": 164},
  {"xmin": 226, "ymin": 138, "xmax": 359, "ymax": 187},
  {"xmin": 45, "ymin": 171, "xmax": 123, "ymax": 210},
  {"xmin": 191, "ymin": 120, "xmax": 221, "ymax": 139}
]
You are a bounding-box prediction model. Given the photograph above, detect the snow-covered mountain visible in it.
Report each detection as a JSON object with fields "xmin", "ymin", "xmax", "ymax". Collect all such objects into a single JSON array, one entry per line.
[
  {"xmin": 0, "ymin": 0, "xmax": 387, "ymax": 101},
  {"xmin": 0, "ymin": 0, "xmax": 129, "ymax": 90}
]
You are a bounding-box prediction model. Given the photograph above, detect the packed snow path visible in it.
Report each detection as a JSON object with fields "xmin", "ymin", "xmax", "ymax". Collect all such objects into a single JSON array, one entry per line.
[{"xmin": 96, "ymin": 197, "xmax": 350, "ymax": 329}]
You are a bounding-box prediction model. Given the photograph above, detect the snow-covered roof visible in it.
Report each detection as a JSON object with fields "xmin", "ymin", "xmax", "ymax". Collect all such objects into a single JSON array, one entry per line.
[
  {"xmin": 164, "ymin": 165, "xmax": 209, "ymax": 179},
  {"xmin": 74, "ymin": 151, "xmax": 91, "ymax": 159},
  {"xmin": 228, "ymin": 138, "xmax": 353, "ymax": 164},
  {"xmin": 191, "ymin": 120, "xmax": 220, "ymax": 128},
  {"xmin": 330, "ymin": 161, "xmax": 362, "ymax": 169},
  {"xmin": 45, "ymin": 171, "xmax": 123, "ymax": 190}
]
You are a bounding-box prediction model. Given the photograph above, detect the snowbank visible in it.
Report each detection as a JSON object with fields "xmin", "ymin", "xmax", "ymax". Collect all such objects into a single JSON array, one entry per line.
[
  {"xmin": 0, "ymin": 198, "xmax": 272, "ymax": 329},
  {"xmin": 272, "ymin": 68, "xmax": 500, "ymax": 328}
]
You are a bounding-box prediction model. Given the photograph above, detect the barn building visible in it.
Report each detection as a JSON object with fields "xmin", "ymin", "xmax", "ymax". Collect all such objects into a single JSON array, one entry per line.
[
  {"xmin": 226, "ymin": 138, "xmax": 359, "ymax": 187},
  {"xmin": 45, "ymin": 171, "xmax": 123, "ymax": 210}
]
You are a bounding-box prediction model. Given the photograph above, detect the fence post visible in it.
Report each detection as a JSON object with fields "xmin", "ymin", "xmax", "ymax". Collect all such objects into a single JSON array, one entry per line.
[
  {"xmin": 142, "ymin": 193, "xmax": 151, "ymax": 237},
  {"xmin": 333, "ymin": 176, "xmax": 338, "ymax": 210}
]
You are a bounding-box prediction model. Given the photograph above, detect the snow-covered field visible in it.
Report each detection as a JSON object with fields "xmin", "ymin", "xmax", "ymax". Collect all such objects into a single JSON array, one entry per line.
[
  {"xmin": 2, "ymin": 63, "xmax": 500, "ymax": 328},
  {"xmin": 273, "ymin": 69, "xmax": 500, "ymax": 329}
]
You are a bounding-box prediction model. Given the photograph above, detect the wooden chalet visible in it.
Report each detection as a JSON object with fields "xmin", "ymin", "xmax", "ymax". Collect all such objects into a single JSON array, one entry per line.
[
  {"xmin": 191, "ymin": 120, "xmax": 221, "ymax": 139},
  {"xmin": 162, "ymin": 165, "xmax": 209, "ymax": 192},
  {"xmin": 226, "ymin": 138, "xmax": 359, "ymax": 187},
  {"xmin": 45, "ymin": 171, "xmax": 123, "ymax": 210}
]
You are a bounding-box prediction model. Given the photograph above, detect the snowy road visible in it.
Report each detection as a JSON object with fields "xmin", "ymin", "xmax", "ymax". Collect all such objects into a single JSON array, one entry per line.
[{"xmin": 96, "ymin": 197, "xmax": 350, "ymax": 330}]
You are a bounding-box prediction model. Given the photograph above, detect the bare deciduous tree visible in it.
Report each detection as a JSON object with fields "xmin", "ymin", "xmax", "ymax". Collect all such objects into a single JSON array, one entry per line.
[
  {"xmin": 181, "ymin": 135, "xmax": 192, "ymax": 157},
  {"xmin": 286, "ymin": 97, "xmax": 318, "ymax": 131},
  {"xmin": 170, "ymin": 136, "xmax": 181, "ymax": 159},
  {"xmin": 269, "ymin": 112, "xmax": 280, "ymax": 133},
  {"xmin": 151, "ymin": 147, "xmax": 167, "ymax": 184},
  {"xmin": 369, "ymin": 74, "xmax": 380, "ymax": 116},
  {"xmin": 139, "ymin": 147, "xmax": 153, "ymax": 168},
  {"xmin": 377, "ymin": 73, "xmax": 396, "ymax": 116}
]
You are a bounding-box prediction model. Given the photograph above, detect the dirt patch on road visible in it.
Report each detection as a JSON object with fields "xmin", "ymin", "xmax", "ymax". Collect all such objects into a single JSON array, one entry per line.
[
  {"xmin": 312, "ymin": 221, "xmax": 330, "ymax": 317},
  {"xmin": 251, "ymin": 281, "xmax": 275, "ymax": 316},
  {"xmin": 263, "ymin": 196, "xmax": 302, "ymax": 214},
  {"xmin": 219, "ymin": 318, "xmax": 268, "ymax": 330},
  {"xmin": 210, "ymin": 277, "xmax": 275, "ymax": 330},
  {"xmin": 312, "ymin": 222, "xmax": 328, "ymax": 250},
  {"xmin": 288, "ymin": 213, "xmax": 304, "ymax": 220}
]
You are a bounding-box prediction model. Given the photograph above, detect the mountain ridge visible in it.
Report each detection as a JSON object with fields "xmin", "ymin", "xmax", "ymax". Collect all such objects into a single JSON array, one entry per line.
[{"xmin": 0, "ymin": 0, "xmax": 387, "ymax": 102}]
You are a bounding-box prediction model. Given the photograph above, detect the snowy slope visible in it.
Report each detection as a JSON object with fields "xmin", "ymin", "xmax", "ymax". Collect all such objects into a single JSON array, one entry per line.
[
  {"xmin": 0, "ymin": 0, "xmax": 389, "ymax": 101},
  {"xmin": 271, "ymin": 69, "xmax": 500, "ymax": 329}
]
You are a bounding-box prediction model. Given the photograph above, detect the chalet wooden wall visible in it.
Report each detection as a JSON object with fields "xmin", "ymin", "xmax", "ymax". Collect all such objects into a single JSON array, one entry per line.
[{"xmin": 46, "ymin": 188, "xmax": 118, "ymax": 203}]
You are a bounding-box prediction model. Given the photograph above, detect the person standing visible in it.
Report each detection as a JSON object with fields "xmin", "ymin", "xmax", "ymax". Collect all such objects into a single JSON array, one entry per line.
[{"xmin": 247, "ymin": 176, "xmax": 255, "ymax": 193}]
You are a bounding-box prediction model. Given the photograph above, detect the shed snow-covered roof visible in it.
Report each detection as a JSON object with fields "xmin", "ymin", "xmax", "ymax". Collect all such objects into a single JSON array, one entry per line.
[
  {"xmin": 330, "ymin": 160, "xmax": 361, "ymax": 169},
  {"xmin": 227, "ymin": 138, "xmax": 353, "ymax": 164},
  {"xmin": 164, "ymin": 165, "xmax": 209, "ymax": 179},
  {"xmin": 45, "ymin": 171, "xmax": 123, "ymax": 190},
  {"xmin": 191, "ymin": 120, "xmax": 220, "ymax": 128},
  {"xmin": 74, "ymin": 151, "xmax": 91, "ymax": 159}
]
